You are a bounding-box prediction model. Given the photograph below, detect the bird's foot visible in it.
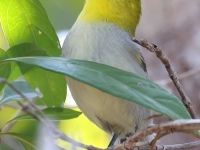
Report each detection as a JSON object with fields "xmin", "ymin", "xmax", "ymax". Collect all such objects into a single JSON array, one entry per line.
[
  {"xmin": 108, "ymin": 134, "xmax": 119, "ymax": 148},
  {"xmin": 120, "ymin": 125, "xmax": 140, "ymax": 143},
  {"xmin": 120, "ymin": 132, "xmax": 134, "ymax": 143}
]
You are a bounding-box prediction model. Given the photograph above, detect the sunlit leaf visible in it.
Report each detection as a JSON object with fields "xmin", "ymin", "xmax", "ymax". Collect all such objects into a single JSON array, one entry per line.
[
  {"xmin": 0, "ymin": 0, "xmax": 67, "ymax": 106},
  {"xmin": 5, "ymin": 43, "xmax": 47, "ymax": 83},
  {"xmin": 0, "ymin": 0, "xmax": 61, "ymax": 56},
  {"xmin": 6, "ymin": 43, "xmax": 67, "ymax": 107},
  {"xmin": 2, "ymin": 57, "xmax": 192, "ymax": 120},
  {"xmin": 0, "ymin": 0, "xmax": 67, "ymax": 108},
  {"xmin": 0, "ymin": 49, "xmax": 11, "ymax": 92}
]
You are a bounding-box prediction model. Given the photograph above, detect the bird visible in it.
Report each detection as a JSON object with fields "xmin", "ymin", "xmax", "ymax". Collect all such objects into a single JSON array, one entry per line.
[{"xmin": 62, "ymin": 0, "xmax": 153, "ymax": 147}]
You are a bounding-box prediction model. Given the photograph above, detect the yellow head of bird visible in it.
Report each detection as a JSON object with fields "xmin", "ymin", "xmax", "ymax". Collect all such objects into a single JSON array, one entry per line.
[{"xmin": 78, "ymin": 0, "xmax": 141, "ymax": 36}]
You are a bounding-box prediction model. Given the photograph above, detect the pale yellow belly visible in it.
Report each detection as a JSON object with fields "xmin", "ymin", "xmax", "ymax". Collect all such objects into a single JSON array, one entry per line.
[{"xmin": 67, "ymin": 77, "xmax": 152, "ymax": 138}]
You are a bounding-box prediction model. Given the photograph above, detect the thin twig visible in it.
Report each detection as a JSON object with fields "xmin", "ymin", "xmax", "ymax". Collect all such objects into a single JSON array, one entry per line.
[
  {"xmin": 150, "ymin": 132, "xmax": 161, "ymax": 150},
  {"xmin": 0, "ymin": 78, "xmax": 101, "ymax": 150},
  {"xmin": 157, "ymin": 68, "xmax": 200, "ymax": 86},
  {"xmin": 129, "ymin": 119, "xmax": 200, "ymax": 144},
  {"xmin": 113, "ymin": 140, "xmax": 200, "ymax": 150},
  {"xmin": 132, "ymin": 38, "xmax": 195, "ymax": 119},
  {"xmin": 114, "ymin": 141, "xmax": 200, "ymax": 150},
  {"xmin": 113, "ymin": 141, "xmax": 149, "ymax": 150},
  {"xmin": 1, "ymin": 98, "xmax": 37, "ymax": 132},
  {"xmin": 147, "ymin": 114, "xmax": 163, "ymax": 120},
  {"xmin": 139, "ymin": 140, "xmax": 200, "ymax": 150},
  {"xmin": 113, "ymin": 119, "xmax": 200, "ymax": 150}
]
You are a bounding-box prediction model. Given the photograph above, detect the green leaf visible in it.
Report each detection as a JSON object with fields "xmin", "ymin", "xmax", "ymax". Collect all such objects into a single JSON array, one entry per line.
[
  {"xmin": 0, "ymin": 0, "xmax": 67, "ymax": 107},
  {"xmin": 23, "ymin": 67, "xmax": 66, "ymax": 107},
  {"xmin": 6, "ymin": 43, "xmax": 67, "ymax": 107},
  {"xmin": 0, "ymin": 80, "xmax": 38, "ymax": 106},
  {"xmin": 0, "ymin": 0, "xmax": 61, "ymax": 56},
  {"xmin": 2, "ymin": 56, "xmax": 192, "ymax": 120},
  {"xmin": 6, "ymin": 63, "xmax": 23, "ymax": 82},
  {"xmin": 1, "ymin": 108, "xmax": 81, "ymax": 131},
  {"xmin": 0, "ymin": 132, "xmax": 36, "ymax": 149},
  {"xmin": 11, "ymin": 107, "xmax": 82, "ymax": 121},
  {"xmin": 5, "ymin": 43, "xmax": 47, "ymax": 83},
  {"xmin": 6, "ymin": 43, "xmax": 47, "ymax": 58},
  {"xmin": 5, "ymin": 43, "xmax": 46, "ymax": 84},
  {"xmin": 0, "ymin": 131, "xmax": 65, "ymax": 150},
  {"xmin": 0, "ymin": 49, "xmax": 11, "ymax": 92}
]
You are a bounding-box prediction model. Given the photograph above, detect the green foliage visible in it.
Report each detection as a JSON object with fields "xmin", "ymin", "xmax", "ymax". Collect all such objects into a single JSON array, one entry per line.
[
  {"xmin": 0, "ymin": 132, "xmax": 36, "ymax": 150},
  {"xmin": 0, "ymin": 0, "xmax": 67, "ymax": 107},
  {"xmin": 0, "ymin": 0, "xmax": 61, "ymax": 56},
  {"xmin": 0, "ymin": 80, "xmax": 38, "ymax": 107},
  {"xmin": 0, "ymin": 0, "xmax": 70, "ymax": 148},
  {"xmin": 6, "ymin": 43, "xmax": 66, "ymax": 107},
  {"xmin": 10, "ymin": 107, "xmax": 82, "ymax": 121},
  {"xmin": 0, "ymin": 49, "xmax": 11, "ymax": 91},
  {"xmin": 0, "ymin": 132, "xmax": 65, "ymax": 150},
  {"xmin": 2, "ymin": 57, "xmax": 191, "ymax": 120},
  {"xmin": 1, "ymin": 108, "xmax": 81, "ymax": 131}
]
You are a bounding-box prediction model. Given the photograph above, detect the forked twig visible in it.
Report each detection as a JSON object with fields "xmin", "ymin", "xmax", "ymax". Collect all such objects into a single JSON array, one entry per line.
[
  {"xmin": 133, "ymin": 38, "xmax": 195, "ymax": 119},
  {"xmin": 113, "ymin": 119, "xmax": 200, "ymax": 150}
]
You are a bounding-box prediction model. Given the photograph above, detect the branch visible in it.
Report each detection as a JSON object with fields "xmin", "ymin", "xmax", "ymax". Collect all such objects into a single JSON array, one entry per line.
[
  {"xmin": 113, "ymin": 141, "xmax": 200, "ymax": 150},
  {"xmin": 131, "ymin": 140, "xmax": 200, "ymax": 150},
  {"xmin": 2, "ymin": 99, "xmax": 38, "ymax": 132},
  {"xmin": 132, "ymin": 38, "xmax": 195, "ymax": 119},
  {"xmin": 130, "ymin": 119, "xmax": 200, "ymax": 142},
  {"xmin": 113, "ymin": 119, "xmax": 200, "ymax": 150}
]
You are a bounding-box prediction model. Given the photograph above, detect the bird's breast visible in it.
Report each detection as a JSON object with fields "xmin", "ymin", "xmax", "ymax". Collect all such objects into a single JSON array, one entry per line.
[{"xmin": 62, "ymin": 22, "xmax": 152, "ymax": 138}]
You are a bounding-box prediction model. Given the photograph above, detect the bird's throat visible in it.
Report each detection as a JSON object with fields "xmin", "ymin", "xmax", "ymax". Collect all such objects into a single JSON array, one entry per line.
[{"xmin": 77, "ymin": 0, "xmax": 141, "ymax": 36}]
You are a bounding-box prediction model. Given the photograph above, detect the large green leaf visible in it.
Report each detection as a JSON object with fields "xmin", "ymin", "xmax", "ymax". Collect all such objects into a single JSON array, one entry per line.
[
  {"xmin": 0, "ymin": 0, "xmax": 61, "ymax": 56},
  {"xmin": 0, "ymin": 0, "xmax": 67, "ymax": 107},
  {"xmin": 10, "ymin": 107, "xmax": 81, "ymax": 121},
  {"xmin": 6, "ymin": 43, "xmax": 67, "ymax": 107},
  {"xmin": 0, "ymin": 0, "xmax": 66, "ymax": 107},
  {"xmin": 0, "ymin": 49, "xmax": 11, "ymax": 92},
  {"xmin": 2, "ymin": 57, "xmax": 192, "ymax": 120},
  {"xmin": 0, "ymin": 80, "xmax": 38, "ymax": 107}
]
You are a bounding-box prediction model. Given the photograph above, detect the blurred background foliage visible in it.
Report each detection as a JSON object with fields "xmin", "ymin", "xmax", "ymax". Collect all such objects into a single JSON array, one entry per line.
[
  {"xmin": 0, "ymin": 0, "xmax": 200, "ymax": 150},
  {"xmin": 40, "ymin": 0, "xmax": 84, "ymax": 31}
]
